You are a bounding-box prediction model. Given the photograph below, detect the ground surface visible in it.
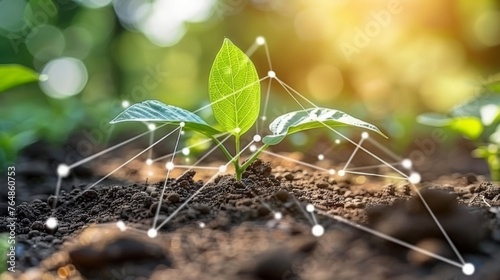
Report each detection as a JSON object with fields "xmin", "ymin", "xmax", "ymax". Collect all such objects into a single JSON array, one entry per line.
[{"xmin": 1, "ymin": 140, "xmax": 500, "ymax": 280}]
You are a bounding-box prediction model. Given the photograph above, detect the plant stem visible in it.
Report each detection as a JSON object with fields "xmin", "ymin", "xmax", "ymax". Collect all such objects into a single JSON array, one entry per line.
[
  {"xmin": 235, "ymin": 135, "xmax": 242, "ymax": 180},
  {"xmin": 488, "ymin": 154, "xmax": 500, "ymax": 182},
  {"xmin": 239, "ymin": 144, "xmax": 269, "ymax": 174},
  {"xmin": 210, "ymin": 136, "xmax": 233, "ymax": 163}
]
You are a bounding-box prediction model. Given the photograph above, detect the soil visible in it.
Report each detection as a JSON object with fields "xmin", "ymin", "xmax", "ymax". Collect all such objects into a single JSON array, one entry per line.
[{"xmin": 2, "ymin": 142, "xmax": 500, "ymax": 280}]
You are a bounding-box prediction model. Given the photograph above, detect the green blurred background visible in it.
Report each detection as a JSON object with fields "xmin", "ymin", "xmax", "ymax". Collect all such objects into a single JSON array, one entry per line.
[{"xmin": 0, "ymin": 0, "xmax": 499, "ymax": 168}]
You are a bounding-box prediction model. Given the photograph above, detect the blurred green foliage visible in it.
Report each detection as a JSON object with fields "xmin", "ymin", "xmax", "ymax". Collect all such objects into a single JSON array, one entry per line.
[{"xmin": 418, "ymin": 78, "xmax": 500, "ymax": 180}]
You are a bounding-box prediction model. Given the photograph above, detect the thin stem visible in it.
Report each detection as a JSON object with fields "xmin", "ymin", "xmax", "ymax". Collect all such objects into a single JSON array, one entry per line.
[
  {"xmin": 235, "ymin": 135, "xmax": 242, "ymax": 180},
  {"xmin": 211, "ymin": 136, "xmax": 234, "ymax": 162},
  {"xmin": 239, "ymin": 144, "xmax": 270, "ymax": 173}
]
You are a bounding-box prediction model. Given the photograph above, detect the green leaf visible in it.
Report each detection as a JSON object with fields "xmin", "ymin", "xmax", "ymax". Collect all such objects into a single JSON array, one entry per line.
[
  {"xmin": 451, "ymin": 95, "xmax": 500, "ymax": 119},
  {"xmin": 110, "ymin": 100, "xmax": 221, "ymax": 136},
  {"xmin": 484, "ymin": 80, "xmax": 500, "ymax": 92},
  {"xmin": 0, "ymin": 64, "xmax": 38, "ymax": 93},
  {"xmin": 417, "ymin": 113, "xmax": 483, "ymax": 139},
  {"xmin": 209, "ymin": 38, "xmax": 260, "ymax": 136},
  {"xmin": 262, "ymin": 108, "xmax": 387, "ymax": 145}
]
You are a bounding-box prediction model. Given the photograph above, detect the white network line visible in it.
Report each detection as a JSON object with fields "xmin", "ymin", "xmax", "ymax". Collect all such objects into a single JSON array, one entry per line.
[{"xmin": 48, "ymin": 36, "xmax": 471, "ymax": 274}]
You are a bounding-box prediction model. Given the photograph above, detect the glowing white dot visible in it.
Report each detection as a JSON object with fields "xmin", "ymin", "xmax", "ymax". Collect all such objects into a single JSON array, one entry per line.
[
  {"xmin": 261, "ymin": 116, "xmax": 267, "ymax": 121},
  {"xmin": 218, "ymin": 165, "xmax": 227, "ymax": 173},
  {"xmin": 462, "ymin": 263, "xmax": 475, "ymax": 275},
  {"xmin": 256, "ymin": 36, "xmax": 266, "ymax": 45},
  {"xmin": 147, "ymin": 123, "xmax": 156, "ymax": 131},
  {"xmin": 147, "ymin": 228, "xmax": 157, "ymax": 238},
  {"xmin": 45, "ymin": 217, "xmax": 58, "ymax": 229},
  {"xmin": 249, "ymin": 145, "xmax": 257, "ymax": 152},
  {"xmin": 39, "ymin": 74, "xmax": 49, "ymax": 82},
  {"xmin": 116, "ymin": 221, "xmax": 126, "ymax": 231},
  {"xmin": 328, "ymin": 169, "xmax": 336, "ymax": 175},
  {"xmin": 198, "ymin": 222, "xmax": 206, "ymax": 228},
  {"xmin": 148, "ymin": 171, "xmax": 153, "ymax": 176},
  {"xmin": 274, "ymin": 212, "xmax": 282, "ymax": 220},
  {"xmin": 311, "ymin": 225, "xmax": 324, "ymax": 237},
  {"xmin": 408, "ymin": 172, "xmax": 421, "ymax": 184},
  {"xmin": 121, "ymin": 100, "xmax": 130, "ymax": 108},
  {"xmin": 317, "ymin": 154, "xmax": 324, "ymax": 161},
  {"xmin": 337, "ymin": 170, "xmax": 346, "ymax": 177},
  {"xmin": 267, "ymin": 70, "xmax": 276, "ymax": 78},
  {"xmin": 180, "ymin": 131, "xmax": 185, "ymax": 135},
  {"xmin": 181, "ymin": 148, "xmax": 190, "ymax": 156},
  {"xmin": 146, "ymin": 159, "xmax": 153, "ymax": 165},
  {"xmin": 361, "ymin": 132, "xmax": 369, "ymax": 139},
  {"xmin": 40, "ymin": 57, "xmax": 88, "ymax": 99},
  {"xmin": 179, "ymin": 122, "xmax": 185, "ymax": 128},
  {"xmin": 253, "ymin": 134, "xmax": 262, "ymax": 142},
  {"xmin": 166, "ymin": 162, "xmax": 175, "ymax": 171},
  {"xmin": 401, "ymin": 159, "xmax": 412, "ymax": 169},
  {"xmin": 335, "ymin": 139, "xmax": 341, "ymax": 144},
  {"xmin": 57, "ymin": 164, "xmax": 70, "ymax": 178},
  {"xmin": 306, "ymin": 204, "xmax": 315, "ymax": 212},
  {"xmin": 234, "ymin": 127, "xmax": 241, "ymax": 134}
]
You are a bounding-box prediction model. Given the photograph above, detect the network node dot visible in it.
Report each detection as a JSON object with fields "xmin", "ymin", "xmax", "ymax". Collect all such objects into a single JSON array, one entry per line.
[
  {"xmin": 116, "ymin": 221, "xmax": 126, "ymax": 231},
  {"xmin": 147, "ymin": 123, "xmax": 156, "ymax": 131},
  {"xmin": 57, "ymin": 164, "xmax": 70, "ymax": 178},
  {"xmin": 166, "ymin": 162, "xmax": 175, "ymax": 171},
  {"xmin": 218, "ymin": 165, "xmax": 227, "ymax": 173},
  {"xmin": 234, "ymin": 127, "xmax": 241, "ymax": 134},
  {"xmin": 147, "ymin": 228, "xmax": 157, "ymax": 238},
  {"xmin": 121, "ymin": 100, "xmax": 130, "ymax": 108},
  {"xmin": 146, "ymin": 159, "xmax": 153, "ymax": 165},
  {"xmin": 253, "ymin": 134, "xmax": 262, "ymax": 142},
  {"xmin": 46, "ymin": 217, "xmax": 58, "ymax": 229},
  {"xmin": 267, "ymin": 70, "xmax": 276, "ymax": 78},
  {"xmin": 408, "ymin": 172, "xmax": 421, "ymax": 184},
  {"xmin": 306, "ymin": 204, "xmax": 315, "ymax": 212},
  {"xmin": 261, "ymin": 116, "xmax": 267, "ymax": 121},
  {"xmin": 180, "ymin": 131, "xmax": 185, "ymax": 135},
  {"xmin": 274, "ymin": 212, "xmax": 282, "ymax": 220},
  {"xmin": 39, "ymin": 74, "xmax": 49, "ymax": 82},
  {"xmin": 182, "ymin": 147, "xmax": 190, "ymax": 156},
  {"xmin": 335, "ymin": 139, "xmax": 341, "ymax": 144},
  {"xmin": 401, "ymin": 158, "xmax": 412, "ymax": 169},
  {"xmin": 311, "ymin": 225, "xmax": 324, "ymax": 237},
  {"xmin": 462, "ymin": 263, "xmax": 475, "ymax": 275},
  {"xmin": 361, "ymin": 132, "xmax": 369, "ymax": 139},
  {"xmin": 328, "ymin": 169, "xmax": 336, "ymax": 175},
  {"xmin": 179, "ymin": 122, "xmax": 185, "ymax": 127},
  {"xmin": 198, "ymin": 222, "xmax": 206, "ymax": 228},
  {"xmin": 256, "ymin": 36, "xmax": 266, "ymax": 45},
  {"xmin": 317, "ymin": 154, "xmax": 324, "ymax": 161},
  {"xmin": 337, "ymin": 170, "xmax": 346, "ymax": 177},
  {"xmin": 249, "ymin": 145, "xmax": 257, "ymax": 152}
]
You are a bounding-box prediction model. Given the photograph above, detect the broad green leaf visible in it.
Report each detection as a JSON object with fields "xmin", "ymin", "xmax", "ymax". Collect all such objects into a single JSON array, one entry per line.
[
  {"xmin": 208, "ymin": 38, "xmax": 260, "ymax": 136},
  {"xmin": 0, "ymin": 64, "xmax": 38, "ymax": 93},
  {"xmin": 262, "ymin": 108, "xmax": 387, "ymax": 145},
  {"xmin": 110, "ymin": 100, "xmax": 221, "ymax": 136},
  {"xmin": 417, "ymin": 113, "xmax": 483, "ymax": 139}
]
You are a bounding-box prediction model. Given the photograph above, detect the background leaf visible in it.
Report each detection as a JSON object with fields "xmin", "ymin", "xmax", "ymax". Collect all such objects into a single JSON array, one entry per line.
[
  {"xmin": 0, "ymin": 64, "xmax": 38, "ymax": 94},
  {"xmin": 110, "ymin": 100, "xmax": 221, "ymax": 136},
  {"xmin": 417, "ymin": 113, "xmax": 483, "ymax": 140},
  {"xmin": 208, "ymin": 38, "xmax": 260, "ymax": 136},
  {"xmin": 263, "ymin": 108, "xmax": 386, "ymax": 145}
]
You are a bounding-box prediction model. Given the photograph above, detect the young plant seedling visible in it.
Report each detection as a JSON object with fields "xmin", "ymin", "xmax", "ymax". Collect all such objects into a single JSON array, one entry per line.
[
  {"xmin": 111, "ymin": 39, "xmax": 386, "ymax": 180},
  {"xmin": 418, "ymin": 79, "xmax": 500, "ymax": 181}
]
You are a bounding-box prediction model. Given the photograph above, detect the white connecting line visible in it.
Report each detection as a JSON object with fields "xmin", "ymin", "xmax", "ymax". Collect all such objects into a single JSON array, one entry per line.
[{"xmin": 46, "ymin": 36, "xmax": 475, "ymax": 276}]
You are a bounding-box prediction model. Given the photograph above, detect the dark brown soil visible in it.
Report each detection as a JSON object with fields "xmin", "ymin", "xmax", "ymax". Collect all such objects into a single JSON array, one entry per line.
[{"xmin": 2, "ymin": 155, "xmax": 500, "ymax": 280}]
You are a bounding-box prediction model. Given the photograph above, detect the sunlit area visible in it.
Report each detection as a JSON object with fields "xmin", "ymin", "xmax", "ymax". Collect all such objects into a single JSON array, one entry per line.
[{"xmin": 1, "ymin": 0, "xmax": 500, "ymax": 279}]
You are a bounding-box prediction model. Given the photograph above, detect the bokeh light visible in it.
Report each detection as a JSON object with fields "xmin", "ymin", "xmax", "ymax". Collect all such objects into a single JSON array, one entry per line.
[{"xmin": 40, "ymin": 57, "xmax": 88, "ymax": 99}]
